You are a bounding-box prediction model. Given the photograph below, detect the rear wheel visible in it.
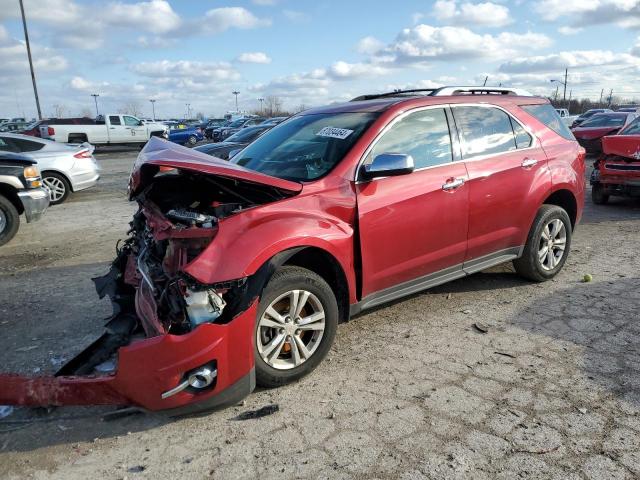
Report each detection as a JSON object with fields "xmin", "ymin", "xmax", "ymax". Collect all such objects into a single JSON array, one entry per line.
[
  {"xmin": 591, "ymin": 183, "xmax": 609, "ymax": 205},
  {"xmin": 255, "ymin": 266, "xmax": 338, "ymax": 388},
  {"xmin": 513, "ymin": 205, "xmax": 572, "ymax": 282},
  {"xmin": 42, "ymin": 172, "xmax": 70, "ymax": 205},
  {"xmin": 187, "ymin": 135, "xmax": 198, "ymax": 146},
  {"xmin": 0, "ymin": 195, "xmax": 19, "ymax": 246}
]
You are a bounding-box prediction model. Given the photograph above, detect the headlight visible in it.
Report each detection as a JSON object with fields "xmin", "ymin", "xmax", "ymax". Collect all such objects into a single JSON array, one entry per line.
[{"xmin": 23, "ymin": 166, "xmax": 42, "ymax": 188}]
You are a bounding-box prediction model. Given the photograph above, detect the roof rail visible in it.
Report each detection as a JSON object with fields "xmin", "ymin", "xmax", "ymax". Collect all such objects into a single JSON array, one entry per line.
[
  {"xmin": 431, "ymin": 86, "xmax": 533, "ymax": 97},
  {"xmin": 350, "ymin": 85, "xmax": 534, "ymax": 102}
]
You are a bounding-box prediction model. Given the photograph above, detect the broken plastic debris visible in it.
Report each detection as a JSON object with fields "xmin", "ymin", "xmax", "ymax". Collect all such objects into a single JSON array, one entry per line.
[
  {"xmin": 473, "ymin": 322, "xmax": 489, "ymax": 334},
  {"xmin": 233, "ymin": 404, "xmax": 279, "ymax": 420}
]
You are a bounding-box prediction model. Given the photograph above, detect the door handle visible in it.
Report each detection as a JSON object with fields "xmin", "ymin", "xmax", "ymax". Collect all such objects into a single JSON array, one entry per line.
[
  {"xmin": 109, "ymin": 127, "xmax": 116, "ymax": 129},
  {"xmin": 521, "ymin": 158, "xmax": 538, "ymax": 168},
  {"xmin": 442, "ymin": 178, "xmax": 465, "ymax": 191}
]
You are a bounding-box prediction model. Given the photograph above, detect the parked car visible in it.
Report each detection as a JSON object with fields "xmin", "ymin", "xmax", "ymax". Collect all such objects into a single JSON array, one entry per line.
[
  {"xmin": 203, "ymin": 119, "xmax": 227, "ymax": 139},
  {"xmin": 194, "ymin": 125, "xmax": 272, "ymax": 160},
  {"xmin": 591, "ymin": 117, "xmax": 640, "ymax": 204},
  {"xmin": 0, "ymin": 121, "xmax": 31, "ymax": 132},
  {"xmin": 205, "ymin": 120, "xmax": 231, "ymax": 140},
  {"xmin": 555, "ymin": 108, "xmax": 578, "ymax": 127},
  {"xmin": 0, "ymin": 151, "xmax": 49, "ymax": 245},
  {"xmin": 0, "ymin": 133, "xmax": 99, "ymax": 204},
  {"xmin": 213, "ymin": 117, "xmax": 264, "ymax": 142},
  {"xmin": 260, "ymin": 116, "xmax": 288, "ymax": 127},
  {"xmin": 571, "ymin": 112, "xmax": 637, "ymax": 154},
  {"xmin": 168, "ymin": 125, "xmax": 204, "ymax": 146},
  {"xmin": 616, "ymin": 107, "xmax": 638, "ymax": 113},
  {"xmin": 45, "ymin": 114, "xmax": 168, "ymax": 146},
  {"xmin": 570, "ymin": 108, "xmax": 613, "ymax": 128},
  {"xmin": 0, "ymin": 86, "xmax": 587, "ymax": 413}
]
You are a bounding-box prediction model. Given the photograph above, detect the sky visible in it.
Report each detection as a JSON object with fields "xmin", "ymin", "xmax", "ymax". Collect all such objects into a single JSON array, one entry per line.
[{"xmin": 0, "ymin": 0, "xmax": 639, "ymax": 119}]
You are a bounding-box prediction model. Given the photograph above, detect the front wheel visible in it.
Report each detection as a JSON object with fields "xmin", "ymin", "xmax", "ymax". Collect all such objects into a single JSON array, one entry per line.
[
  {"xmin": 0, "ymin": 195, "xmax": 20, "ymax": 246},
  {"xmin": 513, "ymin": 205, "xmax": 572, "ymax": 282},
  {"xmin": 255, "ymin": 266, "xmax": 338, "ymax": 388}
]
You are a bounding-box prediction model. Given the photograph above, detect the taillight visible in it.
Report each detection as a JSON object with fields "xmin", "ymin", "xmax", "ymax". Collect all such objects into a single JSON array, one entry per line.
[
  {"xmin": 74, "ymin": 149, "xmax": 91, "ymax": 159},
  {"xmin": 47, "ymin": 126, "xmax": 55, "ymax": 136}
]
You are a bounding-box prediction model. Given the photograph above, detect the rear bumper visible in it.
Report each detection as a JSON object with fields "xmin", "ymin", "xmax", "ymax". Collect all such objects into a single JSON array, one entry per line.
[
  {"xmin": 18, "ymin": 187, "xmax": 50, "ymax": 223},
  {"xmin": 0, "ymin": 302, "xmax": 257, "ymax": 412},
  {"xmin": 71, "ymin": 172, "xmax": 100, "ymax": 192}
]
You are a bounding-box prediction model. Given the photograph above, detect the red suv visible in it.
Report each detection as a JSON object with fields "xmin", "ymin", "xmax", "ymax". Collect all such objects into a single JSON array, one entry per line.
[{"xmin": 1, "ymin": 87, "xmax": 585, "ymax": 414}]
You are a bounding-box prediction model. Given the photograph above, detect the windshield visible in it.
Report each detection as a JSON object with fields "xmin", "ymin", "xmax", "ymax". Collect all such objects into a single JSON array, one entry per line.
[
  {"xmin": 580, "ymin": 114, "xmax": 626, "ymax": 128},
  {"xmin": 231, "ymin": 112, "xmax": 379, "ymax": 181},
  {"xmin": 620, "ymin": 117, "xmax": 640, "ymax": 135},
  {"xmin": 226, "ymin": 126, "xmax": 268, "ymax": 143}
]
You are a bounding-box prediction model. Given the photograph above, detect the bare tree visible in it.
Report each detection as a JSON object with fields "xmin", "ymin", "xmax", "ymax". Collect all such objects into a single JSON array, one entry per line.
[
  {"xmin": 118, "ymin": 101, "xmax": 143, "ymax": 117},
  {"xmin": 264, "ymin": 95, "xmax": 285, "ymax": 117},
  {"xmin": 79, "ymin": 107, "xmax": 93, "ymax": 118},
  {"xmin": 52, "ymin": 104, "xmax": 66, "ymax": 118}
]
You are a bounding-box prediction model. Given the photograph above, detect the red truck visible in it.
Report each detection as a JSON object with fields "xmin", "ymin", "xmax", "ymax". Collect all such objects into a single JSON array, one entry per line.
[
  {"xmin": 1, "ymin": 87, "xmax": 586, "ymax": 414},
  {"xmin": 591, "ymin": 117, "xmax": 640, "ymax": 204}
]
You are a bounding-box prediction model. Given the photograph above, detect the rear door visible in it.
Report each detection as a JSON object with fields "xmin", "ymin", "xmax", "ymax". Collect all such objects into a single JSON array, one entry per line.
[
  {"xmin": 357, "ymin": 107, "xmax": 469, "ymax": 300},
  {"xmin": 451, "ymin": 105, "xmax": 551, "ymax": 264}
]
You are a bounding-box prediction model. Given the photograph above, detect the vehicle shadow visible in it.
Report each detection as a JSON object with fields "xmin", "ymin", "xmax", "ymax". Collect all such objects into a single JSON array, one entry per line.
[{"xmin": 510, "ymin": 277, "xmax": 640, "ymax": 408}]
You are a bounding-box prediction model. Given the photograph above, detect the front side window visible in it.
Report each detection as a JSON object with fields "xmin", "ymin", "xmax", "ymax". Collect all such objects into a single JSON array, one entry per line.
[
  {"xmin": 453, "ymin": 106, "xmax": 516, "ymax": 158},
  {"xmin": 109, "ymin": 116, "xmax": 121, "ymax": 126},
  {"xmin": 232, "ymin": 112, "xmax": 378, "ymax": 181},
  {"xmin": 124, "ymin": 116, "xmax": 140, "ymax": 127},
  {"xmin": 227, "ymin": 126, "xmax": 268, "ymax": 143},
  {"xmin": 365, "ymin": 108, "xmax": 453, "ymax": 169}
]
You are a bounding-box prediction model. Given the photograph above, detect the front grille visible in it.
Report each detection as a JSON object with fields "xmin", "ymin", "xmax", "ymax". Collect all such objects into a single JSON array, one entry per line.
[{"xmin": 605, "ymin": 163, "xmax": 640, "ymax": 171}]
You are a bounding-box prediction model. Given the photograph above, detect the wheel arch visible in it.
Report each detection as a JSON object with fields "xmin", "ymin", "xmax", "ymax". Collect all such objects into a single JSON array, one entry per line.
[
  {"xmin": 41, "ymin": 169, "xmax": 73, "ymax": 192},
  {"xmin": 67, "ymin": 133, "xmax": 88, "ymax": 143},
  {"xmin": 0, "ymin": 184, "xmax": 23, "ymax": 214},
  {"xmin": 543, "ymin": 188, "xmax": 578, "ymax": 228}
]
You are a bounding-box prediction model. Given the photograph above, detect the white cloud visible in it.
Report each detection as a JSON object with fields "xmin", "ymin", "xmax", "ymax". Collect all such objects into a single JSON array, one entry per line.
[
  {"xmin": 534, "ymin": 0, "xmax": 640, "ymax": 29},
  {"xmin": 432, "ymin": 0, "xmax": 512, "ymax": 28},
  {"xmin": 282, "ymin": 10, "xmax": 310, "ymax": 23},
  {"xmin": 69, "ymin": 76, "xmax": 110, "ymax": 92},
  {"xmin": 356, "ymin": 36, "xmax": 385, "ymax": 55},
  {"xmin": 102, "ymin": 0, "xmax": 181, "ymax": 33},
  {"xmin": 558, "ymin": 26, "xmax": 583, "ymax": 35},
  {"xmin": 499, "ymin": 50, "xmax": 639, "ymax": 73},
  {"xmin": 202, "ymin": 7, "xmax": 271, "ymax": 34},
  {"xmin": 379, "ymin": 25, "xmax": 552, "ymax": 65},
  {"xmin": 253, "ymin": 0, "xmax": 277, "ymax": 5},
  {"xmin": 328, "ymin": 61, "xmax": 391, "ymax": 80},
  {"xmin": 131, "ymin": 60, "xmax": 240, "ymax": 81},
  {"xmin": 236, "ymin": 52, "xmax": 272, "ymax": 64}
]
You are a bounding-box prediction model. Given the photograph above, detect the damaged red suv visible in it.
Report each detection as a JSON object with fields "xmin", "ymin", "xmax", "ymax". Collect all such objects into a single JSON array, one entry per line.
[{"xmin": 1, "ymin": 87, "xmax": 585, "ymax": 414}]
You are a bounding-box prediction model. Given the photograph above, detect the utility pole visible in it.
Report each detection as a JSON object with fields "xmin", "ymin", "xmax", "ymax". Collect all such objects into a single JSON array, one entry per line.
[
  {"xmin": 483, "ymin": 76, "xmax": 488, "ymax": 86},
  {"xmin": 149, "ymin": 99, "xmax": 156, "ymax": 121},
  {"xmin": 91, "ymin": 94, "xmax": 99, "ymax": 116},
  {"xmin": 607, "ymin": 89, "xmax": 613, "ymax": 108},
  {"xmin": 185, "ymin": 103, "xmax": 190, "ymax": 119},
  {"xmin": 567, "ymin": 90, "xmax": 572, "ymax": 113},
  {"xmin": 258, "ymin": 97, "xmax": 264, "ymax": 114},
  {"xmin": 232, "ymin": 91, "xmax": 240, "ymax": 111},
  {"xmin": 19, "ymin": 0, "xmax": 42, "ymax": 120},
  {"xmin": 553, "ymin": 85, "xmax": 559, "ymax": 103},
  {"xmin": 563, "ymin": 68, "xmax": 568, "ymax": 106}
]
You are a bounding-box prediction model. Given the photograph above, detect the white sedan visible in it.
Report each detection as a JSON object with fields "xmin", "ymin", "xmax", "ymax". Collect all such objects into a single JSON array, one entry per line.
[{"xmin": 0, "ymin": 133, "xmax": 99, "ymax": 204}]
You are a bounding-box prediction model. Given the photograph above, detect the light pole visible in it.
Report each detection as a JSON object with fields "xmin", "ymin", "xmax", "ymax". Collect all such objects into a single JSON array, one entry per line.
[
  {"xmin": 149, "ymin": 99, "xmax": 156, "ymax": 121},
  {"xmin": 185, "ymin": 103, "xmax": 190, "ymax": 119},
  {"xmin": 19, "ymin": 0, "xmax": 42, "ymax": 120},
  {"xmin": 258, "ymin": 97, "xmax": 264, "ymax": 114},
  {"xmin": 91, "ymin": 94, "xmax": 99, "ymax": 116},
  {"xmin": 550, "ymin": 68, "xmax": 568, "ymax": 106},
  {"xmin": 232, "ymin": 91, "xmax": 240, "ymax": 111}
]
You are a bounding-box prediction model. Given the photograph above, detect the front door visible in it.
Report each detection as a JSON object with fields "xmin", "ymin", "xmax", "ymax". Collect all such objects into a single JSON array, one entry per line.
[
  {"xmin": 123, "ymin": 116, "xmax": 147, "ymax": 141},
  {"xmin": 357, "ymin": 107, "xmax": 469, "ymax": 300}
]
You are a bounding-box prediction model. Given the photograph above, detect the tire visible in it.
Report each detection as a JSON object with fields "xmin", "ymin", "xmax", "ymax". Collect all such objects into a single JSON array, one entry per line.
[
  {"xmin": 187, "ymin": 135, "xmax": 197, "ymax": 146},
  {"xmin": 254, "ymin": 266, "xmax": 338, "ymax": 388},
  {"xmin": 42, "ymin": 172, "xmax": 71, "ymax": 205},
  {"xmin": 0, "ymin": 195, "xmax": 20, "ymax": 246},
  {"xmin": 591, "ymin": 183, "xmax": 609, "ymax": 205},
  {"xmin": 513, "ymin": 205, "xmax": 572, "ymax": 282}
]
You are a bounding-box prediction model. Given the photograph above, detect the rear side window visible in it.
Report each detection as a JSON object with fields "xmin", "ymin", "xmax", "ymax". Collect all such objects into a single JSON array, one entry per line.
[
  {"xmin": 510, "ymin": 118, "xmax": 533, "ymax": 149},
  {"xmin": 11, "ymin": 138, "xmax": 44, "ymax": 152},
  {"xmin": 109, "ymin": 116, "xmax": 121, "ymax": 125},
  {"xmin": 521, "ymin": 104, "xmax": 574, "ymax": 141},
  {"xmin": 367, "ymin": 108, "xmax": 453, "ymax": 169},
  {"xmin": 452, "ymin": 106, "xmax": 516, "ymax": 158}
]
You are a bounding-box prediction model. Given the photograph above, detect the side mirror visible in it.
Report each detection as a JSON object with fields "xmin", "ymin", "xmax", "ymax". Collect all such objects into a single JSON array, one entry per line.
[{"xmin": 360, "ymin": 153, "xmax": 414, "ymax": 180}]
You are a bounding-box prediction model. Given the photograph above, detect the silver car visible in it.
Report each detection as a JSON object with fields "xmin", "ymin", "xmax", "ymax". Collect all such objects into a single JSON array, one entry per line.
[{"xmin": 0, "ymin": 133, "xmax": 99, "ymax": 204}]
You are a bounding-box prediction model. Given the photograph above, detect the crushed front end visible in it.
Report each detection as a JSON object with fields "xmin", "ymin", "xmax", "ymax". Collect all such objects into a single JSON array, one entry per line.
[
  {"xmin": 0, "ymin": 139, "xmax": 301, "ymax": 413},
  {"xmin": 592, "ymin": 135, "xmax": 640, "ymax": 199}
]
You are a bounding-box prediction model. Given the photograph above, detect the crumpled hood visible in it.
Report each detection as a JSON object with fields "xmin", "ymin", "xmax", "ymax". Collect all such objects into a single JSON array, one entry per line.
[
  {"xmin": 572, "ymin": 126, "xmax": 620, "ymax": 140},
  {"xmin": 602, "ymin": 135, "xmax": 640, "ymax": 160},
  {"xmin": 129, "ymin": 137, "xmax": 302, "ymax": 197}
]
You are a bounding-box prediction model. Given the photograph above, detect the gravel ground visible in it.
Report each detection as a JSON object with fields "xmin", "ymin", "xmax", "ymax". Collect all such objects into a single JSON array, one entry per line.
[{"xmin": 1, "ymin": 149, "xmax": 639, "ymax": 479}]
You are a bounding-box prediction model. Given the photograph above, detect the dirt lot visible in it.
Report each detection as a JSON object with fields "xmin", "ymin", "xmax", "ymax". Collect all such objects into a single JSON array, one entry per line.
[{"xmin": 1, "ymin": 149, "xmax": 640, "ymax": 479}]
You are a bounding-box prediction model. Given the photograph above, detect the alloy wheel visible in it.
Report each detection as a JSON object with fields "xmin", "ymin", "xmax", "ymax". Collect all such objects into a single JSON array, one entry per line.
[
  {"xmin": 256, "ymin": 289, "xmax": 326, "ymax": 370},
  {"xmin": 538, "ymin": 218, "xmax": 566, "ymax": 271},
  {"xmin": 43, "ymin": 176, "xmax": 66, "ymax": 203}
]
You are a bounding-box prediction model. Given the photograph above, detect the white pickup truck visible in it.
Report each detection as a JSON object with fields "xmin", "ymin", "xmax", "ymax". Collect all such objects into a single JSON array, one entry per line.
[
  {"xmin": 555, "ymin": 109, "xmax": 578, "ymax": 127},
  {"xmin": 44, "ymin": 115, "xmax": 168, "ymax": 146}
]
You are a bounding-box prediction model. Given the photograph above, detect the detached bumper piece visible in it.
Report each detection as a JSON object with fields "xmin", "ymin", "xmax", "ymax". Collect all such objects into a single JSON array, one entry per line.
[{"xmin": 0, "ymin": 264, "xmax": 257, "ymax": 414}]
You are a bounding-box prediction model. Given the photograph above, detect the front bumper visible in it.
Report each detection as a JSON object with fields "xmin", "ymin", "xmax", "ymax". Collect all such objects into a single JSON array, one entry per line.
[
  {"xmin": 18, "ymin": 187, "xmax": 50, "ymax": 223},
  {"xmin": 0, "ymin": 301, "xmax": 257, "ymax": 413}
]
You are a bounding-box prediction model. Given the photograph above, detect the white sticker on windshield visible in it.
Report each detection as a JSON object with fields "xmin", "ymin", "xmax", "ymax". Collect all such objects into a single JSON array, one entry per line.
[{"xmin": 316, "ymin": 126, "xmax": 354, "ymax": 140}]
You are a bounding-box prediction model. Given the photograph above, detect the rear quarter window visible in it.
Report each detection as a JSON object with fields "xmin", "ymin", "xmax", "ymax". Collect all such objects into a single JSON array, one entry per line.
[{"xmin": 520, "ymin": 104, "xmax": 575, "ymax": 141}]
